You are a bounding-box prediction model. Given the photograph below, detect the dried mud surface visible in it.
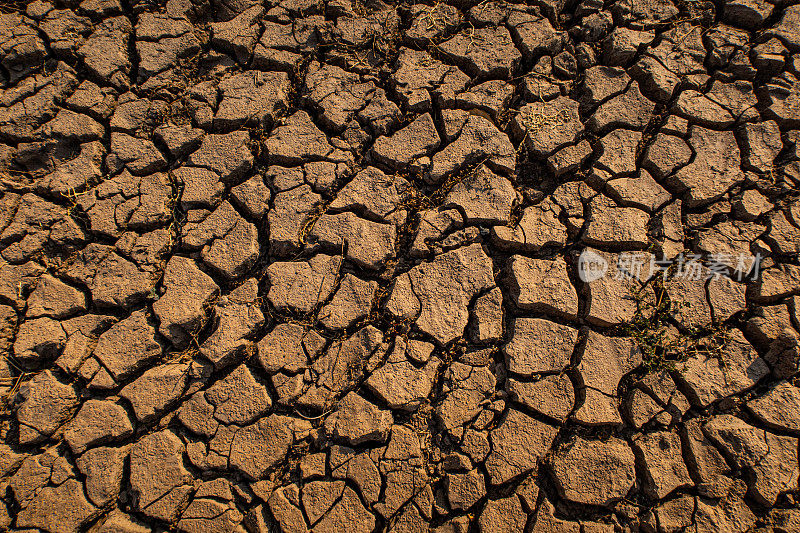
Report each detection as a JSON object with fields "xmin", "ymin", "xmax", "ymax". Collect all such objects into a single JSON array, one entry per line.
[{"xmin": 1, "ymin": 0, "xmax": 800, "ymax": 531}]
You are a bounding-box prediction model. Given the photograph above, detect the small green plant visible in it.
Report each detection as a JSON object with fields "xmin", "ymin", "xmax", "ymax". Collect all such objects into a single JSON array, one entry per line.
[{"xmin": 618, "ymin": 279, "xmax": 731, "ymax": 373}]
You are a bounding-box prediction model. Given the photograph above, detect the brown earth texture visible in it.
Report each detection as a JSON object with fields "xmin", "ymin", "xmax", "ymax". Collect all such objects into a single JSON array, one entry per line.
[{"xmin": 1, "ymin": 0, "xmax": 800, "ymax": 531}]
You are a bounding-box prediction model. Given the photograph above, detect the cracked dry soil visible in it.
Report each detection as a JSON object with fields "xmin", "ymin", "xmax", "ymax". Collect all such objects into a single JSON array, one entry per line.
[{"xmin": 1, "ymin": 0, "xmax": 800, "ymax": 531}]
